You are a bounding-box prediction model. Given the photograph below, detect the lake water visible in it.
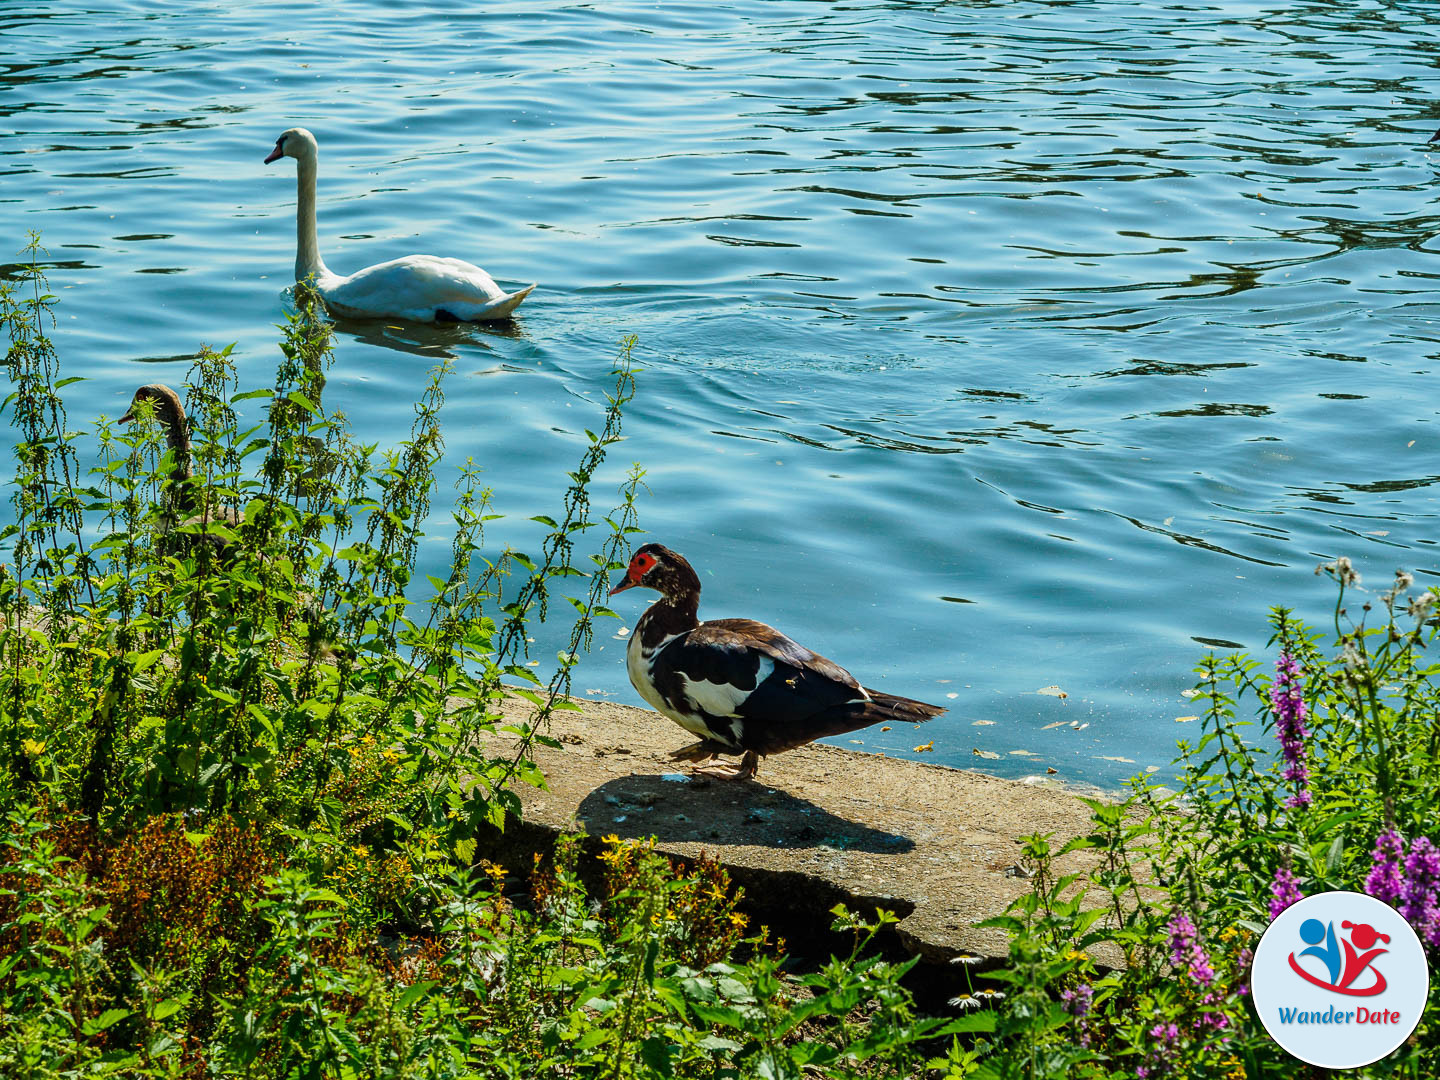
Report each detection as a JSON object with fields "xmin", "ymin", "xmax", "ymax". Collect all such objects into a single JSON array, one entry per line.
[{"xmin": 7, "ymin": 0, "xmax": 1440, "ymax": 787}]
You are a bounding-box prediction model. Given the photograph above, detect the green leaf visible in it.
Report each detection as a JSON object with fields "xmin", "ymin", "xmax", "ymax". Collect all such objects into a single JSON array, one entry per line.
[
  {"xmin": 287, "ymin": 390, "xmax": 319, "ymax": 413},
  {"xmin": 639, "ymin": 1036, "xmax": 675, "ymax": 1075},
  {"xmin": 398, "ymin": 981, "xmax": 438, "ymax": 1009},
  {"xmin": 454, "ymin": 836, "xmax": 477, "ymax": 864},
  {"xmin": 697, "ymin": 1034, "xmax": 742, "ymax": 1053},
  {"xmin": 152, "ymin": 998, "xmax": 184, "ymax": 1021},
  {"xmin": 83, "ymin": 1008, "xmax": 132, "ymax": 1035}
]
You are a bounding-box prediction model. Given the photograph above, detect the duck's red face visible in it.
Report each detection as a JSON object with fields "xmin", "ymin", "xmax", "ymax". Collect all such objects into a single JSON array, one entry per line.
[{"xmin": 610, "ymin": 548, "xmax": 661, "ymax": 596}]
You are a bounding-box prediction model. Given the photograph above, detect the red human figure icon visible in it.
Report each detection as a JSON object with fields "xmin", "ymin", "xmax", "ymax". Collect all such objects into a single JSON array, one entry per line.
[{"xmin": 1339, "ymin": 921, "xmax": 1390, "ymax": 991}]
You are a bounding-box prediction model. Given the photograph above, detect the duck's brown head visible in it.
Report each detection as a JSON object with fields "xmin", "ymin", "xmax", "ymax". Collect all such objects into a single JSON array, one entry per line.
[
  {"xmin": 118, "ymin": 384, "xmax": 188, "ymax": 446},
  {"xmin": 610, "ymin": 543, "xmax": 701, "ymax": 603}
]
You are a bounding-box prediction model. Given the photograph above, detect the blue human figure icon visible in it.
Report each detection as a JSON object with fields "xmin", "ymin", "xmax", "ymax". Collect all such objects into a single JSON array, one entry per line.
[{"xmin": 1298, "ymin": 918, "xmax": 1341, "ymax": 985}]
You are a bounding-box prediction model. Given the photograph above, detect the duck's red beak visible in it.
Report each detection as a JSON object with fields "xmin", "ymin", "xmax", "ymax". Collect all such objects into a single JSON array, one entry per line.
[
  {"xmin": 609, "ymin": 575, "xmax": 637, "ymax": 596},
  {"xmin": 264, "ymin": 144, "xmax": 284, "ymax": 164}
]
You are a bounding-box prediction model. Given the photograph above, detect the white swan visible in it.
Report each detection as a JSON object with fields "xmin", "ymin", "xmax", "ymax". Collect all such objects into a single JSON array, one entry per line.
[{"xmin": 264, "ymin": 127, "xmax": 535, "ymax": 322}]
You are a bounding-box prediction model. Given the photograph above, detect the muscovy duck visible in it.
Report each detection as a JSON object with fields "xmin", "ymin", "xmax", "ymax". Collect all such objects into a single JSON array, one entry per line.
[{"xmin": 609, "ymin": 543, "xmax": 945, "ymax": 781}]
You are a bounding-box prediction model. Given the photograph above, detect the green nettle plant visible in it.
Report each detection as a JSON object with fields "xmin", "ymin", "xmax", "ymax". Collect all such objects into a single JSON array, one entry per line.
[
  {"xmin": 964, "ymin": 561, "xmax": 1440, "ymax": 1079},
  {"xmin": 0, "ymin": 237, "xmax": 971, "ymax": 1078},
  {"xmin": 1, "ymin": 236, "xmax": 642, "ymax": 838}
]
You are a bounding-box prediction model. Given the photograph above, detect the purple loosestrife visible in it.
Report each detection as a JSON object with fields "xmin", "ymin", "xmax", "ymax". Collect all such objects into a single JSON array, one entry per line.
[
  {"xmin": 1060, "ymin": 983, "xmax": 1093, "ymax": 1018},
  {"xmin": 1365, "ymin": 829, "xmax": 1406, "ymax": 907},
  {"xmin": 1269, "ymin": 863, "xmax": 1303, "ymax": 921},
  {"xmin": 1234, "ymin": 945, "xmax": 1253, "ymax": 998},
  {"xmin": 1136, "ymin": 1022, "xmax": 1181, "ymax": 1079},
  {"xmin": 1269, "ymin": 651, "xmax": 1311, "ymax": 808},
  {"xmin": 1196, "ymin": 1005, "xmax": 1230, "ymax": 1035},
  {"xmin": 1061, "ymin": 983, "xmax": 1095, "ymax": 1047},
  {"xmin": 1401, "ymin": 837, "xmax": 1440, "ymax": 948},
  {"xmin": 1168, "ymin": 912, "xmax": 1215, "ymax": 988}
]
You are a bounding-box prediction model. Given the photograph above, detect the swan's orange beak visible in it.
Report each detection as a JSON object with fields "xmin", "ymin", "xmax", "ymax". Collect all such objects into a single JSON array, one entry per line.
[{"xmin": 264, "ymin": 143, "xmax": 284, "ymax": 164}]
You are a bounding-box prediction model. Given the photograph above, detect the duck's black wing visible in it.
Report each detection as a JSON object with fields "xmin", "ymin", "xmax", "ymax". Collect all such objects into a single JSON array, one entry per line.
[{"xmin": 651, "ymin": 618, "xmax": 943, "ymax": 756}]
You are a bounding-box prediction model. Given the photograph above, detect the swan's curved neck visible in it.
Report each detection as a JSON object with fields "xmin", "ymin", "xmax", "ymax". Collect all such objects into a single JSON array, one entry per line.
[{"xmin": 295, "ymin": 155, "xmax": 329, "ymax": 282}]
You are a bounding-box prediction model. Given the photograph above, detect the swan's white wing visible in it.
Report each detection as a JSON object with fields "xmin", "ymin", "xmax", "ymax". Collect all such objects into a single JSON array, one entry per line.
[{"xmin": 319, "ymin": 255, "xmax": 533, "ymax": 321}]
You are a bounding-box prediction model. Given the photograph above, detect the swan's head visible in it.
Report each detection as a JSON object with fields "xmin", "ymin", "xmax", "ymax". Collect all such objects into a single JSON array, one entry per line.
[{"xmin": 264, "ymin": 127, "xmax": 318, "ymax": 165}]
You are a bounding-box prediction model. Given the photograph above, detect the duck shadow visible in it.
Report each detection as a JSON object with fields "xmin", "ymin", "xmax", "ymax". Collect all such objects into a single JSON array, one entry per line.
[{"xmin": 576, "ymin": 773, "xmax": 914, "ymax": 855}]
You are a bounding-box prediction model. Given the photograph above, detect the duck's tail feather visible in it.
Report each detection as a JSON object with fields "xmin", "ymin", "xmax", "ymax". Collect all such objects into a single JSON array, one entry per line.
[{"xmin": 858, "ymin": 689, "xmax": 946, "ymax": 725}]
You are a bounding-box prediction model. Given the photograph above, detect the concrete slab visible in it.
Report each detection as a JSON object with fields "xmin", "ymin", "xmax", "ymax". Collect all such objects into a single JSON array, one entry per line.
[{"xmin": 477, "ymin": 696, "xmax": 1109, "ymax": 971}]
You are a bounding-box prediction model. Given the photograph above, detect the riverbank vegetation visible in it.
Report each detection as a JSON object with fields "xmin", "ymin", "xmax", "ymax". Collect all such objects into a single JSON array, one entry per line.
[
  {"xmin": 965, "ymin": 566, "xmax": 1440, "ymax": 1077},
  {"xmin": 7, "ymin": 230, "xmax": 1440, "ymax": 1078},
  {"xmin": 0, "ymin": 239, "xmax": 967, "ymax": 1078}
]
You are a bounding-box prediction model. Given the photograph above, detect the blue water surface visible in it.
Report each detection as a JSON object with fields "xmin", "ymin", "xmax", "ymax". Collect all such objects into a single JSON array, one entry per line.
[{"xmin": 5, "ymin": 0, "xmax": 1440, "ymax": 785}]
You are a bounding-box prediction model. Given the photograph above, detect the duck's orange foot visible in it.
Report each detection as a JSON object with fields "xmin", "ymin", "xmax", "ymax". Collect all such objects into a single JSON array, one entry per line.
[
  {"xmin": 694, "ymin": 750, "xmax": 761, "ymax": 782},
  {"xmin": 669, "ymin": 740, "xmax": 723, "ymax": 764}
]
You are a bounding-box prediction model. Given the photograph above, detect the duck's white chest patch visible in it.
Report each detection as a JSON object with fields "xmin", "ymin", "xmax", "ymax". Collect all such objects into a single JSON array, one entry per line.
[
  {"xmin": 626, "ymin": 629, "xmax": 679, "ymax": 715},
  {"xmin": 626, "ymin": 630, "xmax": 745, "ymax": 745}
]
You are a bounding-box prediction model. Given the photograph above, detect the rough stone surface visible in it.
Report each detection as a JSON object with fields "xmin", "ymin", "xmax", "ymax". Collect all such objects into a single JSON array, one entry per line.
[{"xmin": 477, "ymin": 695, "xmax": 1108, "ymax": 970}]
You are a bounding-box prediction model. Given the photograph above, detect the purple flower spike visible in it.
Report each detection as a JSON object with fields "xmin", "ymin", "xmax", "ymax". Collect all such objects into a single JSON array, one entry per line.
[
  {"xmin": 1269, "ymin": 863, "xmax": 1303, "ymax": 921},
  {"xmin": 1401, "ymin": 837, "xmax": 1440, "ymax": 948},
  {"xmin": 1061, "ymin": 983, "xmax": 1093, "ymax": 1018},
  {"xmin": 1270, "ymin": 652, "xmax": 1311, "ymax": 808},
  {"xmin": 1168, "ymin": 912, "xmax": 1215, "ymax": 988},
  {"xmin": 1365, "ymin": 829, "xmax": 1406, "ymax": 907},
  {"xmin": 1138, "ymin": 1022, "xmax": 1182, "ymax": 1078}
]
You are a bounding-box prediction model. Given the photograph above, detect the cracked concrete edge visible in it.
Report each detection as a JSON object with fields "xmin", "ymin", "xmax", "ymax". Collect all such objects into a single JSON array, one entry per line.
[{"xmin": 472, "ymin": 693, "xmax": 1118, "ymax": 971}]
